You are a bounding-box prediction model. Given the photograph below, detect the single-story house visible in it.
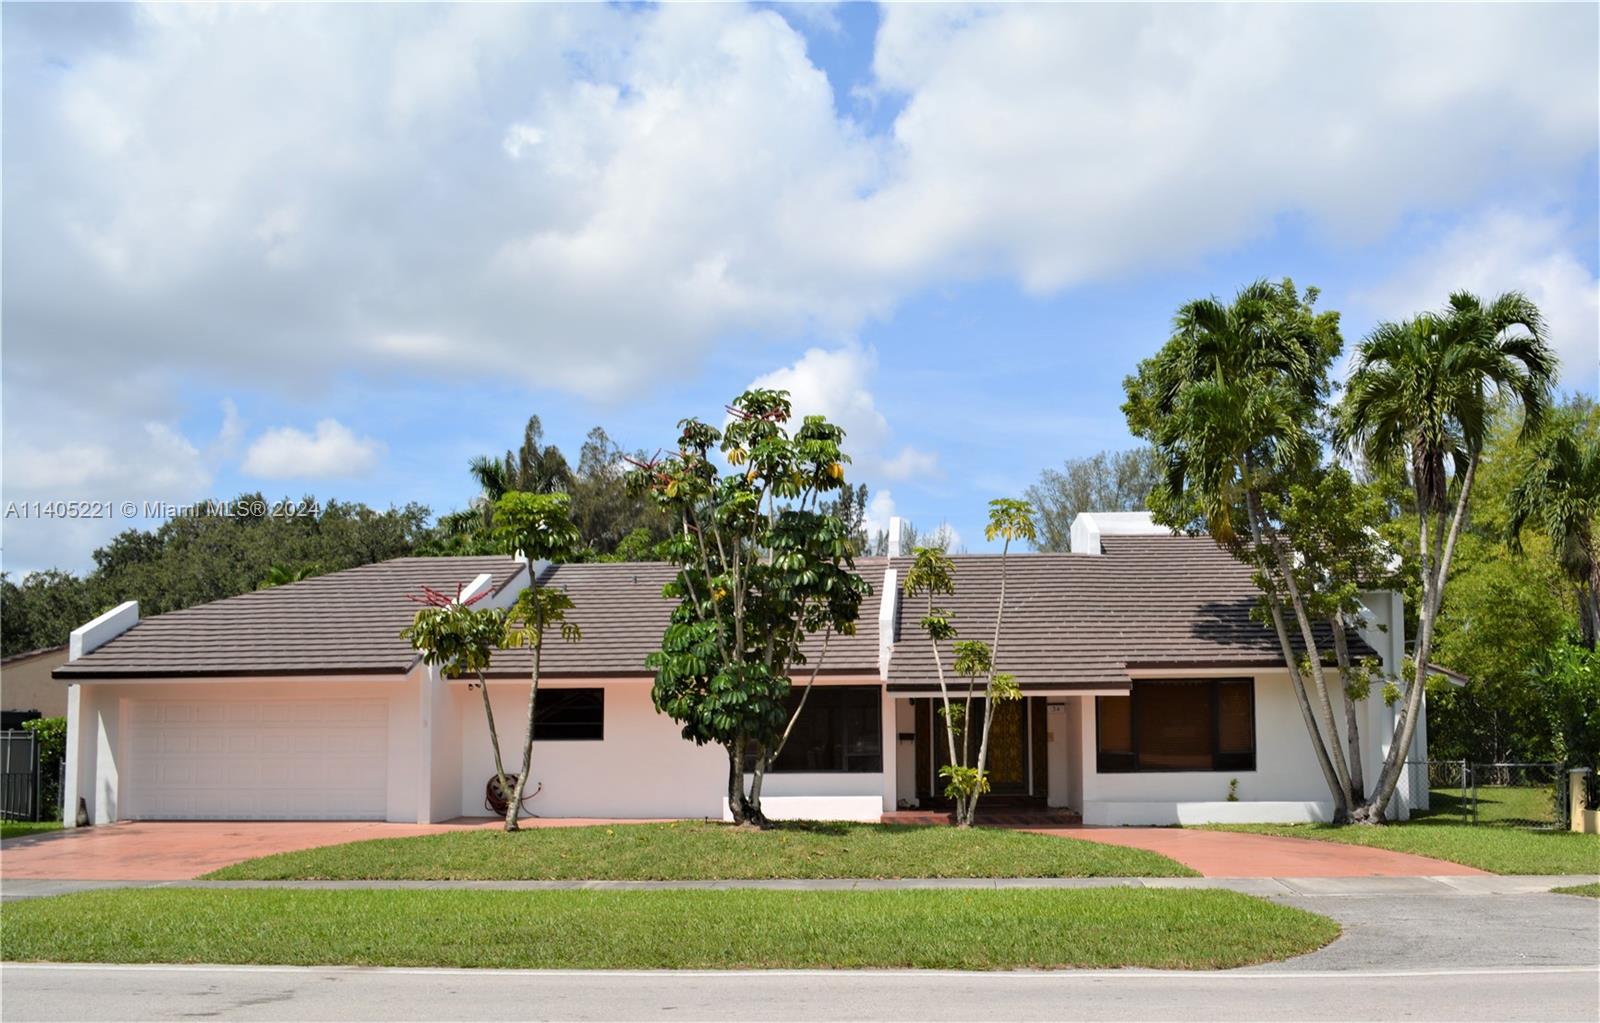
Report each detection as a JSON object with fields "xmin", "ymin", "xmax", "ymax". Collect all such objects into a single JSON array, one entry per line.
[{"xmin": 54, "ymin": 513, "xmax": 1428, "ymax": 827}]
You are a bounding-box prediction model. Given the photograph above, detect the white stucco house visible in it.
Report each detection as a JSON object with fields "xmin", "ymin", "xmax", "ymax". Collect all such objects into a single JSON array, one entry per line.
[{"xmin": 55, "ymin": 513, "xmax": 1428, "ymax": 828}]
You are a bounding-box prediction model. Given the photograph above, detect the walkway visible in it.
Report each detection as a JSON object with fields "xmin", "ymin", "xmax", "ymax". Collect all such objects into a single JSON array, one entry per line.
[
  {"xmin": 0, "ymin": 818, "xmax": 663, "ymax": 881},
  {"xmin": 1034, "ymin": 825, "xmax": 1490, "ymax": 877}
]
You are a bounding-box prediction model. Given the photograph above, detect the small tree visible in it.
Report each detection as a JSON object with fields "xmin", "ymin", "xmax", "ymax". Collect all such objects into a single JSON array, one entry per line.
[
  {"xmin": 902, "ymin": 498, "xmax": 1035, "ymax": 827},
  {"xmin": 492, "ymin": 491, "xmax": 584, "ymax": 831},
  {"xmin": 628, "ymin": 389, "xmax": 869, "ymax": 827},
  {"xmin": 402, "ymin": 583, "xmax": 513, "ymax": 812}
]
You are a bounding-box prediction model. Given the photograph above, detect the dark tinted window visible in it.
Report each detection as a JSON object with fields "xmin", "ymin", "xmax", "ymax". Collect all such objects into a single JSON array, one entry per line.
[
  {"xmin": 1097, "ymin": 680, "xmax": 1254, "ymax": 772},
  {"xmin": 534, "ymin": 688, "xmax": 604, "ymax": 741},
  {"xmin": 769, "ymin": 686, "xmax": 882, "ymax": 773}
]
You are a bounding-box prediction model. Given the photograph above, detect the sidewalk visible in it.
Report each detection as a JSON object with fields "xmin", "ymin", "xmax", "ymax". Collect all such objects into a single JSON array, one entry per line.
[{"xmin": 5, "ymin": 873, "xmax": 1595, "ymax": 900}]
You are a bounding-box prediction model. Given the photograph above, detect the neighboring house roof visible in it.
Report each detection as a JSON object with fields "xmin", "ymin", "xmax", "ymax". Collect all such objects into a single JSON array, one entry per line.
[
  {"xmin": 486, "ymin": 559, "xmax": 889, "ymax": 678},
  {"xmin": 1, "ymin": 644, "xmax": 68, "ymax": 666},
  {"xmin": 884, "ymin": 535, "xmax": 1378, "ymax": 691},
  {"xmin": 54, "ymin": 556, "xmax": 526, "ymax": 679}
]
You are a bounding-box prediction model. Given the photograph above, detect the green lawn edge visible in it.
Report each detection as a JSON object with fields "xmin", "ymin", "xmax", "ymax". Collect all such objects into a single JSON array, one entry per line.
[
  {"xmin": 1551, "ymin": 882, "xmax": 1600, "ymax": 898},
  {"xmin": 0, "ymin": 888, "xmax": 1336, "ymax": 971},
  {"xmin": 0, "ymin": 821, "xmax": 61, "ymax": 841},
  {"xmin": 205, "ymin": 821, "xmax": 1199, "ymax": 881},
  {"xmin": 1207, "ymin": 822, "xmax": 1600, "ymax": 875}
]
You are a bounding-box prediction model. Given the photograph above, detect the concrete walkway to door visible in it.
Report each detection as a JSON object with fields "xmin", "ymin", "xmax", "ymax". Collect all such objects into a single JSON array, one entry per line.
[
  {"xmin": 0, "ymin": 819, "xmax": 665, "ymax": 881},
  {"xmin": 1033, "ymin": 826, "xmax": 1490, "ymax": 877}
]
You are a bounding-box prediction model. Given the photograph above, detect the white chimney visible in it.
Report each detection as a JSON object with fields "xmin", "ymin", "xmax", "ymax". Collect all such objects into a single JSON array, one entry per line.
[
  {"xmin": 69, "ymin": 600, "xmax": 139, "ymax": 660},
  {"xmin": 1069, "ymin": 511, "xmax": 1169, "ymax": 554},
  {"xmin": 885, "ymin": 516, "xmax": 906, "ymax": 558}
]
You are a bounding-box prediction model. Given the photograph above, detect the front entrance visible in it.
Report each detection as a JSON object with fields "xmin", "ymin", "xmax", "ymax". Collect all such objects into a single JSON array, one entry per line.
[{"xmin": 914, "ymin": 696, "xmax": 1048, "ymax": 801}]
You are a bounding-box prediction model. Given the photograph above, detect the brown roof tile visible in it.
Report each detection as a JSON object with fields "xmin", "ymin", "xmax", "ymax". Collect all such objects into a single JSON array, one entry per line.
[{"xmin": 54, "ymin": 556, "xmax": 527, "ymax": 679}]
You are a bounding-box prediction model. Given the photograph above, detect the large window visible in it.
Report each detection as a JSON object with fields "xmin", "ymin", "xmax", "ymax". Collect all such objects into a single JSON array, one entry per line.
[
  {"xmin": 768, "ymin": 685, "xmax": 882, "ymax": 773},
  {"xmin": 1096, "ymin": 679, "xmax": 1254, "ymax": 773},
  {"xmin": 533, "ymin": 688, "xmax": 604, "ymax": 741}
]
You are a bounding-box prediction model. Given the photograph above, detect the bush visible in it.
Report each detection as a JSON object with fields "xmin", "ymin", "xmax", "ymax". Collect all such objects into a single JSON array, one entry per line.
[
  {"xmin": 20, "ymin": 716, "xmax": 66, "ymax": 820},
  {"xmin": 1538, "ymin": 644, "xmax": 1600, "ymax": 807}
]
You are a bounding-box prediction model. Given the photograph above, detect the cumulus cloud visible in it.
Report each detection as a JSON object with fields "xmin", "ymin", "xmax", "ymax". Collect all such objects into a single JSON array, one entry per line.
[
  {"xmin": 241, "ymin": 420, "xmax": 384, "ymax": 479},
  {"xmin": 749, "ymin": 344, "xmax": 938, "ymax": 482},
  {"xmin": 1353, "ymin": 210, "xmax": 1600, "ymax": 391}
]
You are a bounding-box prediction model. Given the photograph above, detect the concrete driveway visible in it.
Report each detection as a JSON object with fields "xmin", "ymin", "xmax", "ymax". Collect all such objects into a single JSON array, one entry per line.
[{"xmin": 0, "ymin": 819, "xmax": 661, "ymax": 881}]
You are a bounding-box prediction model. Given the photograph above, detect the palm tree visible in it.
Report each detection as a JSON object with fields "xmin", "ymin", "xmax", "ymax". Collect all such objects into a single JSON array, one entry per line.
[
  {"xmin": 256, "ymin": 564, "xmax": 320, "ymax": 590},
  {"xmin": 1340, "ymin": 290, "xmax": 1556, "ymax": 821},
  {"xmin": 1507, "ymin": 418, "xmax": 1600, "ymax": 648},
  {"xmin": 1124, "ymin": 279, "xmax": 1360, "ymax": 817}
]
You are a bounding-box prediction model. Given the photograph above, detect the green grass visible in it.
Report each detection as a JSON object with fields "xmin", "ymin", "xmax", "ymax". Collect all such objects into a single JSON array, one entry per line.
[
  {"xmin": 0, "ymin": 820, "xmax": 60, "ymax": 841},
  {"xmin": 206, "ymin": 821, "xmax": 1197, "ymax": 880},
  {"xmin": 1552, "ymin": 882, "xmax": 1600, "ymax": 898},
  {"xmin": 0, "ymin": 888, "xmax": 1336, "ymax": 970},
  {"xmin": 1415, "ymin": 785, "xmax": 1563, "ymax": 826},
  {"xmin": 1212, "ymin": 822, "xmax": 1600, "ymax": 875}
]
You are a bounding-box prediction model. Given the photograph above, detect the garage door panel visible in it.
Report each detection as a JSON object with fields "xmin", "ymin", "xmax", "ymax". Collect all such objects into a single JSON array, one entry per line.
[{"xmin": 125, "ymin": 697, "xmax": 388, "ymax": 821}]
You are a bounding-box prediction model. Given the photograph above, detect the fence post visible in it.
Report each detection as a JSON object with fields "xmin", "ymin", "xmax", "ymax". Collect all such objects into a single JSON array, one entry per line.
[{"xmin": 1570, "ymin": 768, "xmax": 1594, "ymax": 834}]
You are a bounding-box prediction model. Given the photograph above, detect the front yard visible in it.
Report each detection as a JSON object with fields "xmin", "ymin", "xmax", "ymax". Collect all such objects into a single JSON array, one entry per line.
[
  {"xmin": 1213, "ymin": 823, "xmax": 1599, "ymax": 875},
  {"xmin": 0, "ymin": 821, "xmax": 60, "ymax": 841},
  {"xmin": 0, "ymin": 887, "xmax": 1335, "ymax": 970},
  {"xmin": 207, "ymin": 820, "xmax": 1196, "ymax": 880}
]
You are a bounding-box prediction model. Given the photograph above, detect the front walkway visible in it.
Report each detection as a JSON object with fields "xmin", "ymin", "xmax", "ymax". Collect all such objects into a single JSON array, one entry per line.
[
  {"xmin": 1033, "ymin": 825, "xmax": 1490, "ymax": 877},
  {"xmin": 0, "ymin": 818, "xmax": 660, "ymax": 881}
]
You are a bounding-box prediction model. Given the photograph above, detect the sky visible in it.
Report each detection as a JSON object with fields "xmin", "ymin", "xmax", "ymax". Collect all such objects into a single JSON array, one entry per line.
[{"xmin": 3, "ymin": 2, "xmax": 1597, "ymax": 575}]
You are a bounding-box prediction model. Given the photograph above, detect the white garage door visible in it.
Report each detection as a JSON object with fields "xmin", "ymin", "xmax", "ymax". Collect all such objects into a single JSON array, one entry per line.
[{"xmin": 125, "ymin": 697, "xmax": 388, "ymax": 820}]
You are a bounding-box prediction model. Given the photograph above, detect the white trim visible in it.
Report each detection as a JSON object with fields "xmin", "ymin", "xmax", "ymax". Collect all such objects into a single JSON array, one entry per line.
[{"xmin": 69, "ymin": 601, "xmax": 138, "ymax": 660}]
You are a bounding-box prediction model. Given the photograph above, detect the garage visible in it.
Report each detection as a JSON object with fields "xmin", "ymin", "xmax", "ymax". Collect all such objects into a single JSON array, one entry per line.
[{"xmin": 124, "ymin": 696, "xmax": 388, "ymax": 820}]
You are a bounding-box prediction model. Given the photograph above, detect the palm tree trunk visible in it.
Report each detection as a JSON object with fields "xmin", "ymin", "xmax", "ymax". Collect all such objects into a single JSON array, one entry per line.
[{"xmin": 1361, "ymin": 458, "xmax": 1476, "ymax": 822}]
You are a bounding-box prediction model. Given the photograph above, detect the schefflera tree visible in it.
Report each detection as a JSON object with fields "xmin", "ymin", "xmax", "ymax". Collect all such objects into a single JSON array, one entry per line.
[
  {"xmin": 627, "ymin": 388, "xmax": 869, "ymax": 828},
  {"xmin": 403, "ymin": 583, "xmax": 514, "ymax": 817},
  {"xmin": 903, "ymin": 498, "xmax": 1036, "ymax": 827},
  {"xmin": 491, "ymin": 491, "xmax": 584, "ymax": 831}
]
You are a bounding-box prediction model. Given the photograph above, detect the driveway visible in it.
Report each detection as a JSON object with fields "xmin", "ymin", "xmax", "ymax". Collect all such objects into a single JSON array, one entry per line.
[
  {"xmin": 1037, "ymin": 826, "xmax": 1488, "ymax": 877},
  {"xmin": 0, "ymin": 819, "xmax": 660, "ymax": 881}
]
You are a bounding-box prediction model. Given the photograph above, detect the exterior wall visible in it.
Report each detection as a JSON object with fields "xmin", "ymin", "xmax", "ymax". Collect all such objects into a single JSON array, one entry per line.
[
  {"xmin": 1078, "ymin": 670, "xmax": 1336, "ymax": 826},
  {"xmin": 64, "ymin": 677, "xmax": 421, "ymax": 825},
  {"xmin": 2, "ymin": 647, "xmax": 70, "ymax": 717},
  {"xmin": 456, "ymin": 678, "xmax": 890, "ymax": 821}
]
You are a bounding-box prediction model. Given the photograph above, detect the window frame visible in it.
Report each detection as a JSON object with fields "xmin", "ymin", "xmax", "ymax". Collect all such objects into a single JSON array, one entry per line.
[
  {"xmin": 532, "ymin": 687, "xmax": 605, "ymax": 742},
  {"xmin": 764, "ymin": 684, "xmax": 883, "ymax": 775},
  {"xmin": 1095, "ymin": 678, "xmax": 1255, "ymax": 774}
]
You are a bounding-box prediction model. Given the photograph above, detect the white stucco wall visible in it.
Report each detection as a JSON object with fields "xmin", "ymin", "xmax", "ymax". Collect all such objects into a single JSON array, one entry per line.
[{"xmin": 1079, "ymin": 670, "xmax": 1338, "ymax": 826}]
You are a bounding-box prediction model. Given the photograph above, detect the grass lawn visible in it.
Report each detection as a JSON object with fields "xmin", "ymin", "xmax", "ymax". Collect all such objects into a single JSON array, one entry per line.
[
  {"xmin": 0, "ymin": 888, "xmax": 1336, "ymax": 970},
  {"xmin": 1552, "ymin": 882, "xmax": 1600, "ymax": 898},
  {"xmin": 0, "ymin": 821, "xmax": 60, "ymax": 841},
  {"xmin": 207, "ymin": 821, "xmax": 1196, "ymax": 881},
  {"xmin": 1415, "ymin": 785, "xmax": 1563, "ymax": 827},
  {"xmin": 1213, "ymin": 822, "xmax": 1599, "ymax": 875}
]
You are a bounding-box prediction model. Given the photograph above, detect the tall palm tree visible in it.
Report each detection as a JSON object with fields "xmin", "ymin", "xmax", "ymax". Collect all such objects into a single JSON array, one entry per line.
[
  {"xmin": 1125, "ymin": 279, "xmax": 1360, "ymax": 817},
  {"xmin": 1340, "ymin": 290, "xmax": 1556, "ymax": 821},
  {"xmin": 1507, "ymin": 419, "xmax": 1600, "ymax": 648}
]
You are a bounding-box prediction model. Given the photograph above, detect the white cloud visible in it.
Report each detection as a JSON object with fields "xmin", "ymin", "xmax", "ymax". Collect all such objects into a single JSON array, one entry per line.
[
  {"xmin": 242, "ymin": 419, "xmax": 384, "ymax": 479},
  {"xmin": 861, "ymin": 488, "xmax": 898, "ymax": 542},
  {"xmin": 749, "ymin": 344, "xmax": 939, "ymax": 483},
  {"xmin": 1353, "ymin": 211, "xmax": 1600, "ymax": 392}
]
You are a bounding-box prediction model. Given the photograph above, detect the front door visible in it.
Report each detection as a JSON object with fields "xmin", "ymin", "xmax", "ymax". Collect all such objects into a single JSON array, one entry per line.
[{"xmin": 927, "ymin": 698, "xmax": 1031, "ymax": 796}]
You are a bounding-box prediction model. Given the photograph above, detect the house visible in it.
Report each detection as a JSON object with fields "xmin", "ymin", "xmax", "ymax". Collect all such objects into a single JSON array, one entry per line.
[
  {"xmin": 53, "ymin": 513, "xmax": 1428, "ymax": 827},
  {"xmin": 2, "ymin": 644, "xmax": 70, "ymax": 728}
]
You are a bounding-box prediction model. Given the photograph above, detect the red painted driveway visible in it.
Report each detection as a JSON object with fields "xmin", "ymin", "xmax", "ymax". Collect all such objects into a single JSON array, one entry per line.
[
  {"xmin": 0, "ymin": 819, "xmax": 666, "ymax": 881},
  {"xmin": 1034, "ymin": 826, "xmax": 1490, "ymax": 877}
]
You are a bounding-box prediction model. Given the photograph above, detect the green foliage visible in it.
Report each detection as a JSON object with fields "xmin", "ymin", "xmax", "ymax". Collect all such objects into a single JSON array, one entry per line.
[
  {"xmin": 1027, "ymin": 446, "xmax": 1163, "ymax": 552},
  {"xmin": 627, "ymin": 389, "xmax": 870, "ymax": 822},
  {"xmin": 403, "ymin": 603, "xmax": 507, "ymax": 680},
  {"xmin": 938, "ymin": 763, "xmax": 990, "ymax": 801},
  {"xmin": 986, "ymin": 497, "xmax": 1038, "ymax": 546},
  {"xmin": 21, "ymin": 716, "xmax": 66, "ymax": 769},
  {"xmin": 504, "ymin": 587, "xmax": 582, "ymax": 651},
  {"xmin": 1538, "ymin": 643, "xmax": 1600, "ymax": 777},
  {"xmin": 257, "ymin": 564, "xmax": 321, "ymax": 590},
  {"xmin": 2, "ymin": 494, "xmax": 432, "ymax": 657},
  {"xmin": 491, "ymin": 492, "xmax": 584, "ymax": 564}
]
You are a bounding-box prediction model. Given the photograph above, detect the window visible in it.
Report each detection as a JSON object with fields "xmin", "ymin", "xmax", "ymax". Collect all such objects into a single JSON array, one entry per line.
[
  {"xmin": 1096, "ymin": 679, "xmax": 1254, "ymax": 772},
  {"xmin": 768, "ymin": 686, "xmax": 882, "ymax": 773},
  {"xmin": 534, "ymin": 688, "xmax": 604, "ymax": 741}
]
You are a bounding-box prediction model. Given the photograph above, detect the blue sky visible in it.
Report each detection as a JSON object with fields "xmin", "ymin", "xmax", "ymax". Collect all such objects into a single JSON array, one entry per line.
[{"xmin": 4, "ymin": 3, "xmax": 1597, "ymax": 573}]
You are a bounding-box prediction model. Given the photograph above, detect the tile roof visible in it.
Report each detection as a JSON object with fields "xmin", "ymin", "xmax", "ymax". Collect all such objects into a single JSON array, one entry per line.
[
  {"xmin": 486, "ymin": 559, "xmax": 888, "ymax": 678},
  {"xmin": 54, "ymin": 556, "xmax": 527, "ymax": 679},
  {"xmin": 884, "ymin": 535, "xmax": 1376, "ymax": 689}
]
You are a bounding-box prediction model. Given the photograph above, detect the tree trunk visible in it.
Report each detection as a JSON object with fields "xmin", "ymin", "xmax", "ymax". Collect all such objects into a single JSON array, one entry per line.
[
  {"xmin": 1359, "ymin": 458, "xmax": 1476, "ymax": 823},
  {"xmin": 476, "ymin": 670, "xmax": 510, "ymax": 802},
  {"xmin": 1329, "ymin": 614, "xmax": 1365, "ymax": 802},
  {"xmin": 1245, "ymin": 491, "xmax": 1349, "ymax": 819},
  {"xmin": 505, "ymin": 630, "xmax": 543, "ymax": 832},
  {"xmin": 726, "ymin": 739, "xmax": 748, "ymax": 825}
]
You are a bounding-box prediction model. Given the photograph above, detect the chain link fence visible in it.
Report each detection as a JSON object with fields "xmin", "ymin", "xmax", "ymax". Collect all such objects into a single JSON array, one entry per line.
[{"xmin": 1399, "ymin": 759, "xmax": 1570, "ymax": 828}]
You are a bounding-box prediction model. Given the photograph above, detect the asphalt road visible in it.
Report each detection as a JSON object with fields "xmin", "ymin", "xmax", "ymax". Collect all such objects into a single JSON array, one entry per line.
[
  {"xmin": 3, "ymin": 890, "xmax": 1596, "ymax": 1021},
  {"xmin": 3, "ymin": 962, "xmax": 1596, "ymax": 1022}
]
